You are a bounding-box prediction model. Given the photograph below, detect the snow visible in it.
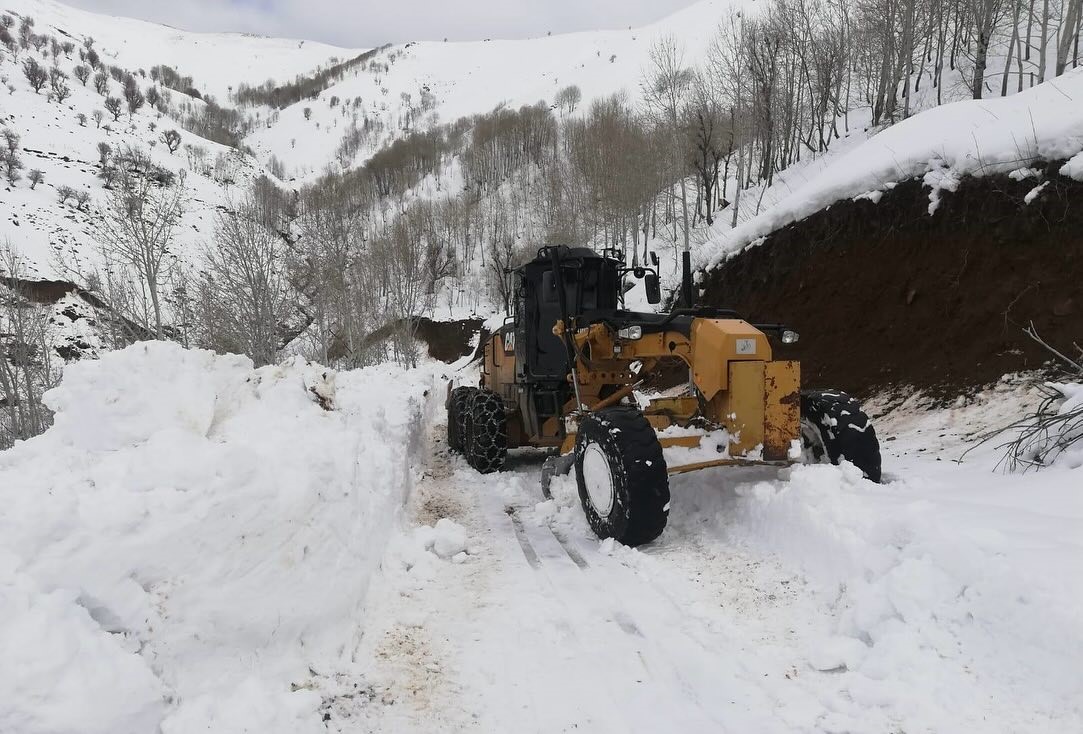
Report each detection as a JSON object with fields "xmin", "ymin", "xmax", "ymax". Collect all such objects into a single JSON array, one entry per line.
[
  {"xmin": 2, "ymin": 349, "xmax": 1081, "ymax": 732},
  {"xmin": 1024, "ymin": 180, "xmax": 1050, "ymax": 203},
  {"xmin": 334, "ymin": 379, "xmax": 1082, "ymax": 733},
  {"xmin": 1061, "ymin": 150, "xmax": 1083, "ymax": 180},
  {"xmin": 0, "ymin": 342, "xmax": 435, "ymax": 733}
]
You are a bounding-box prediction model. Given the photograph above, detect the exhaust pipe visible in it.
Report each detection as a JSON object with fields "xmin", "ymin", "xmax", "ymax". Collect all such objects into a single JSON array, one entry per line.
[{"xmin": 681, "ymin": 250, "xmax": 694, "ymax": 308}]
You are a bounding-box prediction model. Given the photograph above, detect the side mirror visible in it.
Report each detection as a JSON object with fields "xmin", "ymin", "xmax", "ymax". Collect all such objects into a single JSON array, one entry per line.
[
  {"xmin": 649, "ymin": 252, "xmax": 659, "ymax": 267},
  {"xmin": 645, "ymin": 273, "xmax": 661, "ymax": 304}
]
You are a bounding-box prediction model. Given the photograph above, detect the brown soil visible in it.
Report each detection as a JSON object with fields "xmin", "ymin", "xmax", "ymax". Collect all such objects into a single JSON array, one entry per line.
[
  {"xmin": 415, "ymin": 317, "xmax": 484, "ymax": 363},
  {"xmin": 700, "ymin": 162, "xmax": 1083, "ymax": 398}
]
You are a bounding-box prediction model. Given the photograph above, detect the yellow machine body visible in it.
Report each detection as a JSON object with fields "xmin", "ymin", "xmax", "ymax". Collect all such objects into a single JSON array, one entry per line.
[{"xmin": 482, "ymin": 317, "xmax": 801, "ymax": 473}]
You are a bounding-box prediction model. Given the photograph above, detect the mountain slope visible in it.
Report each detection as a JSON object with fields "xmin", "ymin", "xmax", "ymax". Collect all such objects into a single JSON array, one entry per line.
[
  {"xmin": 2, "ymin": 0, "xmax": 356, "ymax": 99},
  {"xmin": 245, "ymin": 0, "xmax": 742, "ymax": 179}
]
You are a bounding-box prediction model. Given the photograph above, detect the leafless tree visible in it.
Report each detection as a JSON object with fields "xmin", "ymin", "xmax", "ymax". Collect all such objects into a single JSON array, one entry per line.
[
  {"xmin": 197, "ymin": 191, "xmax": 293, "ymax": 365},
  {"xmin": 1, "ymin": 127, "xmax": 23, "ymax": 185},
  {"xmin": 555, "ymin": 84, "xmax": 582, "ymax": 116},
  {"xmin": 123, "ymin": 75, "xmax": 145, "ymax": 118},
  {"xmin": 0, "ymin": 244, "xmax": 58, "ymax": 449},
  {"xmin": 94, "ymin": 147, "xmax": 185, "ymax": 339},
  {"xmin": 160, "ymin": 129, "xmax": 182, "ymax": 153},
  {"xmin": 49, "ymin": 65, "xmax": 70, "ymax": 103},
  {"xmin": 21, "ymin": 57, "xmax": 46, "ymax": 93},
  {"xmin": 641, "ymin": 36, "xmax": 694, "ymax": 254},
  {"xmin": 105, "ymin": 95, "xmax": 123, "ymax": 121}
]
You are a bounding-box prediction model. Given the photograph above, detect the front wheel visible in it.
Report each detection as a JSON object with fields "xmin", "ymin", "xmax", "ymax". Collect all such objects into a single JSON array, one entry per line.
[
  {"xmin": 800, "ymin": 390, "xmax": 882, "ymax": 482},
  {"xmin": 574, "ymin": 407, "xmax": 670, "ymax": 546}
]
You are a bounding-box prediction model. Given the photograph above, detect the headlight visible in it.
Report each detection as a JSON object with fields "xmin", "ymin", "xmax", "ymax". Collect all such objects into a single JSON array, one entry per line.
[
  {"xmin": 618, "ymin": 326, "xmax": 643, "ymax": 340},
  {"xmin": 781, "ymin": 329, "xmax": 800, "ymax": 344}
]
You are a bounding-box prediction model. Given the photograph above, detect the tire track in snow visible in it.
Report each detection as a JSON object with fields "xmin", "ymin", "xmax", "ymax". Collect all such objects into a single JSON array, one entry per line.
[{"xmin": 501, "ymin": 502, "xmax": 727, "ymax": 732}]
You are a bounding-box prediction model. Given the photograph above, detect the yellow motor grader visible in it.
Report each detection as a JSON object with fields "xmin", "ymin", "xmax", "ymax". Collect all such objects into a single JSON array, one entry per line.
[{"xmin": 448, "ymin": 246, "xmax": 880, "ymax": 545}]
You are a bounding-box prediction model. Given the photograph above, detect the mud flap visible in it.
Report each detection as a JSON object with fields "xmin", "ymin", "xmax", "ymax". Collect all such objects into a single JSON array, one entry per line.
[{"xmin": 540, "ymin": 453, "xmax": 575, "ymax": 499}]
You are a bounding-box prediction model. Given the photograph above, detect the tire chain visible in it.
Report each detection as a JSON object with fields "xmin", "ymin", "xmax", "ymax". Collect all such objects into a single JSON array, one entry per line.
[{"xmin": 467, "ymin": 389, "xmax": 507, "ymax": 473}]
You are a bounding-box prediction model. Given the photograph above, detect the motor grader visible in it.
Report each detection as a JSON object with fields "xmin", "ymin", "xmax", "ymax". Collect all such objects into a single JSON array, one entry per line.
[{"xmin": 448, "ymin": 246, "xmax": 880, "ymax": 546}]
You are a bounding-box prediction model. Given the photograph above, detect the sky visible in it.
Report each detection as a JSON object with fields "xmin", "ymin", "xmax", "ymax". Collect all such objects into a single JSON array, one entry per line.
[{"xmin": 59, "ymin": 0, "xmax": 701, "ymax": 49}]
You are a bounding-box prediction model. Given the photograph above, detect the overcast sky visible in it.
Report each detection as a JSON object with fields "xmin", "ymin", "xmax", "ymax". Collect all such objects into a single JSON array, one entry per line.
[{"xmin": 60, "ymin": 0, "xmax": 700, "ymax": 48}]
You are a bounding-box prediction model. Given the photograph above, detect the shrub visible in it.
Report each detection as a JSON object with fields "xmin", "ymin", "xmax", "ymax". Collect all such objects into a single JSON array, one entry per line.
[
  {"xmin": 105, "ymin": 96, "xmax": 122, "ymax": 121},
  {"xmin": 21, "ymin": 57, "xmax": 47, "ymax": 93}
]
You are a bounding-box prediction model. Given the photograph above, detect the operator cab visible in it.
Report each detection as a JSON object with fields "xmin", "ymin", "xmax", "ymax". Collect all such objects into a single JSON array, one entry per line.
[{"xmin": 514, "ymin": 247, "xmax": 621, "ymax": 382}]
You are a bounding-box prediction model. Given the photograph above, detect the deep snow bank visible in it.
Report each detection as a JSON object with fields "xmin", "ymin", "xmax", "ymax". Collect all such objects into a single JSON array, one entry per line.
[
  {"xmin": 0, "ymin": 342, "xmax": 433, "ymax": 734},
  {"xmin": 718, "ymin": 462, "xmax": 1083, "ymax": 730}
]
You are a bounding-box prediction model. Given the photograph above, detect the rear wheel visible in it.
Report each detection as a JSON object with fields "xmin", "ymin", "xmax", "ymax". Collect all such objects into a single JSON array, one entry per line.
[
  {"xmin": 447, "ymin": 386, "xmax": 477, "ymax": 454},
  {"xmin": 800, "ymin": 390, "xmax": 882, "ymax": 482},
  {"xmin": 465, "ymin": 389, "xmax": 507, "ymax": 473},
  {"xmin": 574, "ymin": 407, "xmax": 669, "ymax": 546}
]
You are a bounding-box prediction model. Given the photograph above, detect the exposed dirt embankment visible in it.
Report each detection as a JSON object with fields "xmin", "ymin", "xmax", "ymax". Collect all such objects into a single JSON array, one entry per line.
[{"xmin": 701, "ymin": 163, "xmax": 1082, "ymax": 396}]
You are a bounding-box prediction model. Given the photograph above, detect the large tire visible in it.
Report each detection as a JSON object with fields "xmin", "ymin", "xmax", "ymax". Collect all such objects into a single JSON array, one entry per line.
[
  {"xmin": 465, "ymin": 389, "xmax": 507, "ymax": 473},
  {"xmin": 800, "ymin": 390, "xmax": 882, "ymax": 482},
  {"xmin": 447, "ymin": 386, "xmax": 477, "ymax": 454},
  {"xmin": 574, "ymin": 407, "xmax": 670, "ymax": 546}
]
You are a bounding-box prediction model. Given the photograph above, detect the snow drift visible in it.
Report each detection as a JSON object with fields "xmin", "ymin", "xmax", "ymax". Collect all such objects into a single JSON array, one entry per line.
[
  {"xmin": 703, "ymin": 462, "xmax": 1083, "ymax": 730},
  {"xmin": 0, "ymin": 342, "xmax": 433, "ymax": 734}
]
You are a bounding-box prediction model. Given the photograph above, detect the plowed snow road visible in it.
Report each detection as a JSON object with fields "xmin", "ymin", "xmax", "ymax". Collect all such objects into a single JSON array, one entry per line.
[{"xmin": 328, "ymin": 406, "xmax": 1082, "ymax": 733}]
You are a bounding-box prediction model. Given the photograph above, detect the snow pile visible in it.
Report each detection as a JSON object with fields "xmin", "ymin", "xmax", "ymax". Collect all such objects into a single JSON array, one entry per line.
[
  {"xmin": 0, "ymin": 342, "xmax": 432, "ymax": 734},
  {"xmin": 695, "ymin": 67, "xmax": 1083, "ymax": 269},
  {"xmin": 391, "ymin": 518, "xmax": 476, "ymax": 578},
  {"xmin": 722, "ymin": 462, "xmax": 1083, "ymax": 730}
]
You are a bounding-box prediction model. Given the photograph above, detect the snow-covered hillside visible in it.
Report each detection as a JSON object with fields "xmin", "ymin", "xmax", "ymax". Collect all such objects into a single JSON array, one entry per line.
[
  {"xmin": 2, "ymin": 0, "xmax": 356, "ymax": 99},
  {"xmin": 246, "ymin": 0, "xmax": 736, "ymax": 179}
]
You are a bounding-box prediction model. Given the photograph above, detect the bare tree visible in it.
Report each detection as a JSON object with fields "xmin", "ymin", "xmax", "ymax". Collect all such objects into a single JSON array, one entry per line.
[
  {"xmin": 555, "ymin": 84, "xmax": 582, "ymax": 116},
  {"xmin": 197, "ymin": 191, "xmax": 292, "ymax": 365},
  {"xmin": 73, "ymin": 63, "xmax": 91, "ymax": 86},
  {"xmin": 21, "ymin": 57, "xmax": 46, "ymax": 93},
  {"xmin": 1057, "ymin": 0, "xmax": 1083, "ymax": 75},
  {"xmin": 1, "ymin": 128, "xmax": 23, "ymax": 185},
  {"xmin": 160, "ymin": 129, "xmax": 182, "ymax": 153},
  {"xmin": 94, "ymin": 147, "xmax": 185, "ymax": 339},
  {"xmin": 123, "ymin": 75, "xmax": 145, "ymax": 118},
  {"xmin": 49, "ymin": 65, "xmax": 70, "ymax": 103},
  {"xmin": 967, "ymin": 0, "xmax": 1009, "ymax": 97},
  {"xmin": 105, "ymin": 95, "xmax": 123, "ymax": 121},
  {"xmin": 0, "ymin": 243, "xmax": 58, "ymax": 449},
  {"xmin": 641, "ymin": 36, "xmax": 694, "ymax": 254}
]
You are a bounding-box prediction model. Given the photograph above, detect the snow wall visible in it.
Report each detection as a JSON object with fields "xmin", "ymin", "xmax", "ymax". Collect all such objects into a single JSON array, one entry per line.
[{"xmin": 0, "ymin": 342, "xmax": 438, "ymax": 734}]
